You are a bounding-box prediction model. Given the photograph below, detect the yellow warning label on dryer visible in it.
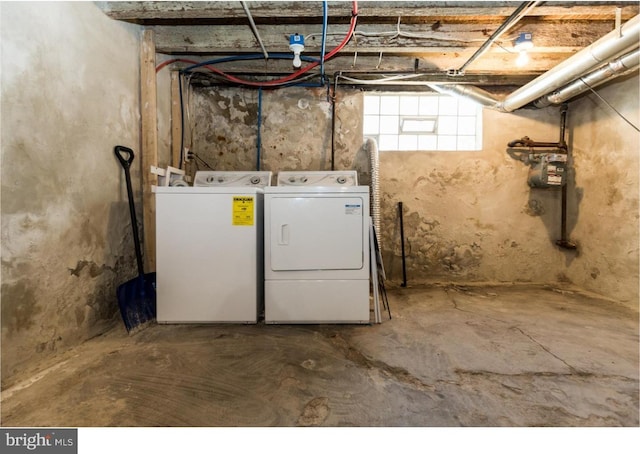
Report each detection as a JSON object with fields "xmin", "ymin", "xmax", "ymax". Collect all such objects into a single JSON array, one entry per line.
[{"xmin": 232, "ymin": 196, "xmax": 254, "ymax": 226}]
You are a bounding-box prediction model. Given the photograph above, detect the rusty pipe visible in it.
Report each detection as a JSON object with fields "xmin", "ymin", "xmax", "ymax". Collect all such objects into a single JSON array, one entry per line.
[{"xmin": 507, "ymin": 136, "xmax": 567, "ymax": 150}]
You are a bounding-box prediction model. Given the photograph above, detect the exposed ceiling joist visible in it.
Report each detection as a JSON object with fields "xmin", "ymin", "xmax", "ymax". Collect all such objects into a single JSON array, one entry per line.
[
  {"xmin": 150, "ymin": 21, "xmax": 613, "ymax": 55},
  {"xmin": 97, "ymin": 1, "xmax": 639, "ymax": 87},
  {"xmin": 98, "ymin": 1, "xmax": 639, "ymax": 24}
]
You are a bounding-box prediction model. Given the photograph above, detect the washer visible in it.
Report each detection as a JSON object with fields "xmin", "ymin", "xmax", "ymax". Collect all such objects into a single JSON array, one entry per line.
[
  {"xmin": 153, "ymin": 171, "xmax": 271, "ymax": 323},
  {"xmin": 264, "ymin": 171, "xmax": 370, "ymax": 324}
]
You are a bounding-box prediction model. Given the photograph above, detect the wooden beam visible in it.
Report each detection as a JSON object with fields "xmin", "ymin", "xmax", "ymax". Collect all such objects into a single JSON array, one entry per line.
[
  {"xmin": 151, "ymin": 21, "xmax": 615, "ymax": 55},
  {"xmin": 177, "ymin": 52, "xmax": 572, "ymax": 78},
  {"xmin": 170, "ymin": 71, "xmax": 182, "ymax": 168},
  {"xmin": 141, "ymin": 29, "xmax": 158, "ymax": 272},
  {"xmin": 186, "ymin": 69, "xmax": 541, "ymax": 87},
  {"xmin": 99, "ymin": 2, "xmax": 638, "ymax": 23}
]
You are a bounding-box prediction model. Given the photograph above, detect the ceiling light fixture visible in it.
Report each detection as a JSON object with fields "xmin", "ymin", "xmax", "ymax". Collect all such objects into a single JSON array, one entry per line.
[
  {"xmin": 514, "ymin": 32, "xmax": 534, "ymax": 67},
  {"xmin": 289, "ymin": 33, "xmax": 305, "ymax": 68},
  {"xmin": 516, "ymin": 50, "xmax": 530, "ymax": 67}
]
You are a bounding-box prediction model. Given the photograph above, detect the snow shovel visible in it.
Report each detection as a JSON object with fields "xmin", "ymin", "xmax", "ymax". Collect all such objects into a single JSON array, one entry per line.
[{"xmin": 114, "ymin": 145, "xmax": 156, "ymax": 333}]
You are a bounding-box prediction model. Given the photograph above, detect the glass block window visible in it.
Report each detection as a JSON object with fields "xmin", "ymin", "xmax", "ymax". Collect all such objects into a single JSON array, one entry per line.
[{"xmin": 363, "ymin": 93, "xmax": 483, "ymax": 151}]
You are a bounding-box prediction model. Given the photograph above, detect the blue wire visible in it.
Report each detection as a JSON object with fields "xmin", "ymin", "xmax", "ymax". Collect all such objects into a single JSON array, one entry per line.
[
  {"xmin": 321, "ymin": 0, "xmax": 328, "ymax": 82},
  {"xmin": 257, "ymin": 88, "xmax": 262, "ymax": 171},
  {"xmin": 181, "ymin": 1, "xmax": 330, "ymax": 82},
  {"xmin": 177, "ymin": 1, "xmax": 329, "ymax": 166}
]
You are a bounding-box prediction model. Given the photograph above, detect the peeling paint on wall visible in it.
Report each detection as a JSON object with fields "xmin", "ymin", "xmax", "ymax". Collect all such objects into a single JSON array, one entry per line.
[
  {"xmin": 186, "ymin": 86, "xmax": 362, "ymax": 180},
  {"xmin": 1, "ymin": 2, "xmax": 142, "ymax": 386}
]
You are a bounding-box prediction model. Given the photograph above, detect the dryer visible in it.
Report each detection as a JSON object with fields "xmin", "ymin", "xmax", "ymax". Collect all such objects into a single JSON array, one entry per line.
[
  {"xmin": 153, "ymin": 171, "xmax": 271, "ymax": 323},
  {"xmin": 264, "ymin": 171, "xmax": 370, "ymax": 324}
]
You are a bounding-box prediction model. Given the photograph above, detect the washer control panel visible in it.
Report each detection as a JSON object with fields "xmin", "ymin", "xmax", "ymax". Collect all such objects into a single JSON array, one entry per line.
[
  {"xmin": 194, "ymin": 171, "xmax": 273, "ymax": 187},
  {"xmin": 276, "ymin": 171, "xmax": 358, "ymax": 186}
]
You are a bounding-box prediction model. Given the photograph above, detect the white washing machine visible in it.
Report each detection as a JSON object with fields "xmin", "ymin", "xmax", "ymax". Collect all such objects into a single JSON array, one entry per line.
[
  {"xmin": 153, "ymin": 171, "xmax": 272, "ymax": 323},
  {"xmin": 264, "ymin": 171, "xmax": 370, "ymax": 324}
]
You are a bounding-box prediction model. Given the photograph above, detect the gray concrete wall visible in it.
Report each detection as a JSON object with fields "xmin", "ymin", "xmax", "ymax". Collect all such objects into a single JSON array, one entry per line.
[
  {"xmin": 1, "ymin": 2, "xmax": 141, "ymax": 386},
  {"xmin": 185, "ymin": 75, "xmax": 638, "ymax": 308},
  {"xmin": 565, "ymin": 75, "xmax": 639, "ymax": 304},
  {"xmin": 186, "ymin": 86, "xmax": 363, "ymax": 178},
  {"xmin": 380, "ymin": 106, "xmax": 569, "ymax": 288}
]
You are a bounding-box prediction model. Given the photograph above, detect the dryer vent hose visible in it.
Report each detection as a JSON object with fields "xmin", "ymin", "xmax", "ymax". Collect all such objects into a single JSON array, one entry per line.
[{"xmin": 365, "ymin": 137, "xmax": 381, "ymax": 248}]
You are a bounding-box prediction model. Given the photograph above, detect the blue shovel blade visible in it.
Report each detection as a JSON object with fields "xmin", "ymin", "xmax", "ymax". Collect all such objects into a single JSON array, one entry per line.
[{"xmin": 116, "ymin": 272, "xmax": 156, "ymax": 332}]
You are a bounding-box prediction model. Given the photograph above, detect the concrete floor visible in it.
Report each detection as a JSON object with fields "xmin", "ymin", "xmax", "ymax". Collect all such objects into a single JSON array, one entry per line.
[{"xmin": 1, "ymin": 284, "xmax": 638, "ymax": 427}]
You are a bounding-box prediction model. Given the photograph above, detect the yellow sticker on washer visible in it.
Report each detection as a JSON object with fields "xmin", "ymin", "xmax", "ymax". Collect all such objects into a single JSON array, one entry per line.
[{"xmin": 232, "ymin": 196, "xmax": 254, "ymax": 226}]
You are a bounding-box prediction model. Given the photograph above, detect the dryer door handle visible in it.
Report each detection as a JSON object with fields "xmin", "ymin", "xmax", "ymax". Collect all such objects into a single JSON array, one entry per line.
[{"xmin": 279, "ymin": 224, "xmax": 290, "ymax": 245}]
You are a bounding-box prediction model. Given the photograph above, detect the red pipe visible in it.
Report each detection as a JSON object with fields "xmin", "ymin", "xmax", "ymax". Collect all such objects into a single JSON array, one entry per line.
[{"xmin": 155, "ymin": 1, "xmax": 359, "ymax": 88}]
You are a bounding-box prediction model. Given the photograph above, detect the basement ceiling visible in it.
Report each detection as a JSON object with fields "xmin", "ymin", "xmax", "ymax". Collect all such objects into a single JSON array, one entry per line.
[{"xmin": 98, "ymin": 1, "xmax": 639, "ymax": 86}]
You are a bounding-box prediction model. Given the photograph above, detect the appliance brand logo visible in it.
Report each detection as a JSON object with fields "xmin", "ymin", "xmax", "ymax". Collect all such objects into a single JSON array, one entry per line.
[
  {"xmin": 2, "ymin": 429, "xmax": 77, "ymax": 453},
  {"xmin": 344, "ymin": 204, "xmax": 362, "ymax": 215}
]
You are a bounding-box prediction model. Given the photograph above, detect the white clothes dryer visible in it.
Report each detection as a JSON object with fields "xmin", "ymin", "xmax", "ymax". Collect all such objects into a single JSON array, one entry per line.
[{"xmin": 264, "ymin": 171, "xmax": 370, "ymax": 324}]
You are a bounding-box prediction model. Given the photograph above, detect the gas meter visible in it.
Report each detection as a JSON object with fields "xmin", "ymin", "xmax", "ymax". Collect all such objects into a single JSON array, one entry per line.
[{"xmin": 527, "ymin": 152, "xmax": 567, "ymax": 189}]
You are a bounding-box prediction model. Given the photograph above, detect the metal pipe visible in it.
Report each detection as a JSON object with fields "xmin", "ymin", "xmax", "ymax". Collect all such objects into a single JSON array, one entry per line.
[
  {"xmin": 256, "ymin": 87, "xmax": 263, "ymax": 171},
  {"xmin": 330, "ymin": 88, "xmax": 337, "ymax": 171},
  {"xmin": 500, "ymin": 14, "xmax": 640, "ymax": 112},
  {"xmin": 427, "ymin": 15, "xmax": 639, "ymax": 111},
  {"xmin": 330, "ymin": 73, "xmax": 345, "ymax": 170},
  {"xmin": 558, "ymin": 103, "xmax": 567, "ymax": 148},
  {"xmin": 507, "ymin": 137, "xmax": 566, "ymax": 150},
  {"xmin": 398, "ymin": 202, "xmax": 407, "ymax": 288},
  {"xmin": 558, "ymin": 183, "xmax": 571, "ymax": 247},
  {"xmin": 457, "ymin": 1, "xmax": 539, "ymax": 74},
  {"xmin": 240, "ymin": 1, "xmax": 269, "ymax": 60},
  {"xmin": 555, "ymin": 105, "xmax": 576, "ymax": 250},
  {"xmin": 534, "ymin": 47, "xmax": 640, "ymax": 108},
  {"xmin": 427, "ymin": 84, "xmax": 502, "ymax": 108}
]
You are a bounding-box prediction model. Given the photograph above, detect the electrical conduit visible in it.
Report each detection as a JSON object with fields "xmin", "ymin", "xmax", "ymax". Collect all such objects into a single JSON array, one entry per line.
[{"xmin": 320, "ymin": 0, "xmax": 328, "ymax": 81}]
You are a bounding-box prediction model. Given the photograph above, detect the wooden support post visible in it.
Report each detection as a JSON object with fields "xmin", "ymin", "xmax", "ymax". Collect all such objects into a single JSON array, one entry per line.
[
  {"xmin": 170, "ymin": 71, "xmax": 182, "ymax": 169},
  {"xmin": 141, "ymin": 29, "xmax": 158, "ymax": 272}
]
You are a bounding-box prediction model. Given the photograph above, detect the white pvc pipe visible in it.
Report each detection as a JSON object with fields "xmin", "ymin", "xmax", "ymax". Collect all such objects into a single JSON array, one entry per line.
[{"xmin": 241, "ymin": 1, "xmax": 269, "ymax": 60}]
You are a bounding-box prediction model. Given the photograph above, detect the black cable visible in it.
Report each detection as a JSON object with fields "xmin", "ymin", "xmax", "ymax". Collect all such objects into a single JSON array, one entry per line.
[
  {"xmin": 581, "ymin": 77, "xmax": 640, "ymax": 133},
  {"xmin": 193, "ymin": 153, "xmax": 215, "ymax": 170},
  {"xmin": 178, "ymin": 72, "xmax": 185, "ymax": 169},
  {"xmin": 184, "ymin": 70, "xmax": 323, "ymax": 89}
]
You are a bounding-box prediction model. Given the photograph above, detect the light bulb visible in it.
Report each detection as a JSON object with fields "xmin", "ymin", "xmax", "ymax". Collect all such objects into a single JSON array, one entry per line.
[
  {"xmin": 516, "ymin": 50, "xmax": 529, "ymax": 67},
  {"xmin": 292, "ymin": 52, "xmax": 302, "ymax": 68},
  {"xmin": 289, "ymin": 34, "xmax": 305, "ymax": 69}
]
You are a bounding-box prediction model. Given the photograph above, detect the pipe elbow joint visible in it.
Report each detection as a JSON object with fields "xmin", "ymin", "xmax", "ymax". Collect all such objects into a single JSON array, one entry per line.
[{"xmin": 507, "ymin": 136, "xmax": 530, "ymax": 147}]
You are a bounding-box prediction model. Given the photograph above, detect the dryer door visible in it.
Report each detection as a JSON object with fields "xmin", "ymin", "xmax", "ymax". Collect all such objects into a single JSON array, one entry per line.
[{"xmin": 269, "ymin": 195, "xmax": 365, "ymax": 271}]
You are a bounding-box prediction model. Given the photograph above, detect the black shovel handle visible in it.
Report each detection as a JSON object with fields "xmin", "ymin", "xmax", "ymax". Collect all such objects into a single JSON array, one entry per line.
[
  {"xmin": 115, "ymin": 145, "xmax": 134, "ymax": 169},
  {"xmin": 114, "ymin": 145, "xmax": 145, "ymax": 277}
]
